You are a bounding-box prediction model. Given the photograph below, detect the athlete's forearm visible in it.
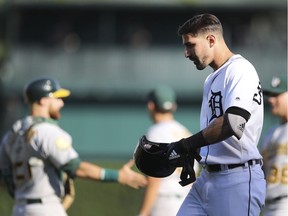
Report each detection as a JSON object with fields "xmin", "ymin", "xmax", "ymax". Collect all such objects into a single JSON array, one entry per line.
[
  {"xmin": 184, "ymin": 115, "xmax": 233, "ymax": 150},
  {"xmin": 202, "ymin": 115, "xmax": 233, "ymax": 145},
  {"xmin": 75, "ymin": 161, "xmax": 102, "ymax": 180}
]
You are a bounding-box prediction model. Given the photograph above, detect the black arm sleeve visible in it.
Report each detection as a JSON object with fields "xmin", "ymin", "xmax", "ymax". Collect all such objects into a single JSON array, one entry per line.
[{"xmin": 226, "ymin": 106, "xmax": 251, "ymax": 122}]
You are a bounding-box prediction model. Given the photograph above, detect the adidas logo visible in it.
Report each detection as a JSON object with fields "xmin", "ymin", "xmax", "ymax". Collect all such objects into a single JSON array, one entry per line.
[
  {"xmin": 238, "ymin": 123, "xmax": 245, "ymax": 132},
  {"xmin": 169, "ymin": 150, "xmax": 180, "ymax": 160}
]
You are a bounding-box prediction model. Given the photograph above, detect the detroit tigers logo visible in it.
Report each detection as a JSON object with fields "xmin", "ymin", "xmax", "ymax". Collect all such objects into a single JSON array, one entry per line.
[{"xmin": 208, "ymin": 90, "xmax": 223, "ymax": 123}]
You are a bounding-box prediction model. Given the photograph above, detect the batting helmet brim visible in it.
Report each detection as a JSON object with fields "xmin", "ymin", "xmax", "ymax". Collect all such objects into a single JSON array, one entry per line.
[{"xmin": 51, "ymin": 88, "xmax": 71, "ymax": 98}]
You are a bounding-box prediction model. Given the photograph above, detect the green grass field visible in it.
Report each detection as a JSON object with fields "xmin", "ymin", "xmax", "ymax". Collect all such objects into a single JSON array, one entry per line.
[{"xmin": 0, "ymin": 160, "xmax": 145, "ymax": 216}]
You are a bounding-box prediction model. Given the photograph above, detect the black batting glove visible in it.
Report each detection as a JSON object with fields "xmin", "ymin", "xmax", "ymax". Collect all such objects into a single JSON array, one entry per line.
[
  {"xmin": 167, "ymin": 131, "xmax": 205, "ymax": 167},
  {"xmin": 166, "ymin": 139, "xmax": 190, "ymax": 167}
]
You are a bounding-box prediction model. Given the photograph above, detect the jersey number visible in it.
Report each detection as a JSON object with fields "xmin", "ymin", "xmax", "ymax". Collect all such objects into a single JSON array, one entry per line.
[
  {"xmin": 267, "ymin": 164, "xmax": 288, "ymax": 185},
  {"xmin": 253, "ymin": 82, "xmax": 262, "ymax": 105},
  {"xmin": 13, "ymin": 161, "xmax": 32, "ymax": 187}
]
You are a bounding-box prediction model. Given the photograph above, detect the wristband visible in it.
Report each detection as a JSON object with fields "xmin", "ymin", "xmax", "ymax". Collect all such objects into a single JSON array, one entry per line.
[
  {"xmin": 100, "ymin": 168, "xmax": 119, "ymax": 182},
  {"xmin": 183, "ymin": 131, "xmax": 207, "ymax": 150}
]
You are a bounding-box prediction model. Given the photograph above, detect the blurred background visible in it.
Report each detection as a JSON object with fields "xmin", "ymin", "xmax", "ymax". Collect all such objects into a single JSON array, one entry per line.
[{"xmin": 0, "ymin": 0, "xmax": 286, "ymax": 215}]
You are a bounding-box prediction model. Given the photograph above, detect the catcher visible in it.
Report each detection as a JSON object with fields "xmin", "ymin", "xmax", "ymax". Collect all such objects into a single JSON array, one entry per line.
[{"xmin": 0, "ymin": 77, "xmax": 147, "ymax": 216}]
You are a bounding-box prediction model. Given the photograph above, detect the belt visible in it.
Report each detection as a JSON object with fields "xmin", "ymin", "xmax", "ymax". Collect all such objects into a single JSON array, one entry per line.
[
  {"xmin": 26, "ymin": 198, "xmax": 42, "ymax": 204},
  {"xmin": 266, "ymin": 195, "xmax": 288, "ymax": 204},
  {"xmin": 206, "ymin": 159, "xmax": 262, "ymax": 172}
]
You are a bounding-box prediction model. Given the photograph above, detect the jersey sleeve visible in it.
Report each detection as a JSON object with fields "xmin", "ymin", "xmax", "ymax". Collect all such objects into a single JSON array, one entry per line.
[
  {"xmin": 223, "ymin": 59, "xmax": 261, "ymax": 114},
  {"xmin": 32, "ymin": 123, "xmax": 79, "ymax": 168}
]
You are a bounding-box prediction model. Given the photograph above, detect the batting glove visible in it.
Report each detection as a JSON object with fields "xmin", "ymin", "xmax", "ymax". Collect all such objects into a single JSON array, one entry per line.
[{"xmin": 167, "ymin": 131, "xmax": 204, "ymax": 167}]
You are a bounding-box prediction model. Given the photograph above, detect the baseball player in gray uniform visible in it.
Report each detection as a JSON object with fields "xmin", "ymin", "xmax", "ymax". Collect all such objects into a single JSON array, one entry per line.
[
  {"xmin": 142, "ymin": 14, "xmax": 266, "ymax": 216},
  {"xmin": 261, "ymin": 75, "xmax": 288, "ymax": 216},
  {"xmin": 137, "ymin": 86, "xmax": 199, "ymax": 216},
  {"xmin": 0, "ymin": 77, "xmax": 147, "ymax": 216}
]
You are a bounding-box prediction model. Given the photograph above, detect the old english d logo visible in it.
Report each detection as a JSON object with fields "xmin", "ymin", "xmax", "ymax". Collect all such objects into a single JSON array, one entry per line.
[{"xmin": 209, "ymin": 90, "xmax": 223, "ymax": 123}]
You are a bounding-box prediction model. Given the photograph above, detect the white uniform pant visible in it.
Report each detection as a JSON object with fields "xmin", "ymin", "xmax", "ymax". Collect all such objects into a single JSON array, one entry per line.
[
  {"xmin": 177, "ymin": 164, "xmax": 266, "ymax": 216},
  {"xmin": 151, "ymin": 193, "xmax": 188, "ymax": 216},
  {"xmin": 262, "ymin": 197, "xmax": 288, "ymax": 216},
  {"xmin": 13, "ymin": 196, "xmax": 67, "ymax": 216}
]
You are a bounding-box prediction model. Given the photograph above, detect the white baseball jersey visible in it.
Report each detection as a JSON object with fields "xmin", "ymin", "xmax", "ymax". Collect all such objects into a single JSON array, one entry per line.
[
  {"xmin": 0, "ymin": 116, "xmax": 79, "ymax": 216},
  {"xmin": 261, "ymin": 122, "xmax": 288, "ymax": 201},
  {"xmin": 199, "ymin": 54, "xmax": 264, "ymax": 164},
  {"xmin": 146, "ymin": 119, "xmax": 199, "ymax": 216},
  {"xmin": 178, "ymin": 54, "xmax": 266, "ymax": 216}
]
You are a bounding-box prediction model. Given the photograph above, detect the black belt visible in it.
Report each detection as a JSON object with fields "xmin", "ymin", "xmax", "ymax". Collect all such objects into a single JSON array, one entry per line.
[
  {"xmin": 266, "ymin": 195, "xmax": 288, "ymax": 204},
  {"xmin": 206, "ymin": 159, "xmax": 262, "ymax": 172},
  {"xmin": 26, "ymin": 198, "xmax": 42, "ymax": 204}
]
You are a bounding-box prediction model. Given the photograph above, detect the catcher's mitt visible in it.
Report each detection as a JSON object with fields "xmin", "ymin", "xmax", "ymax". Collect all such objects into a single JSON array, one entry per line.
[{"xmin": 62, "ymin": 174, "xmax": 75, "ymax": 210}]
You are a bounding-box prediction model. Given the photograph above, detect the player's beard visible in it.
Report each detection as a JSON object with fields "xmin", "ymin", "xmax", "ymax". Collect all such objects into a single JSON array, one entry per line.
[
  {"xmin": 190, "ymin": 56, "xmax": 206, "ymax": 70},
  {"xmin": 50, "ymin": 109, "xmax": 61, "ymax": 120},
  {"xmin": 195, "ymin": 61, "xmax": 206, "ymax": 70}
]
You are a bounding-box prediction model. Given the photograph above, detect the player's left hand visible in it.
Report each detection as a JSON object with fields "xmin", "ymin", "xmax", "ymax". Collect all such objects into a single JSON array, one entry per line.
[
  {"xmin": 167, "ymin": 139, "xmax": 202, "ymax": 167},
  {"xmin": 166, "ymin": 140, "xmax": 201, "ymax": 186},
  {"xmin": 118, "ymin": 160, "xmax": 148, "ymax": 189},
  {"xmin": 166, "ymin": 139, "xmax": 190, "ymax": 167}
]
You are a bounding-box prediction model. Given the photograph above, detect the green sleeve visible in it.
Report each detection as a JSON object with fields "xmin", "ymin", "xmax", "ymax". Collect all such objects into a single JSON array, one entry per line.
[{"xmin": 60, "ymin": 158, "xmax": 82, "ymax": 179}]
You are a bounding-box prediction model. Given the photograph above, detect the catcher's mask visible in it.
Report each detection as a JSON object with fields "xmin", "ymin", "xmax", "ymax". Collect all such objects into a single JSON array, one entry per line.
[{"xmin": 134, "ymin": 136, "xmax": 176, "ymax": 178}]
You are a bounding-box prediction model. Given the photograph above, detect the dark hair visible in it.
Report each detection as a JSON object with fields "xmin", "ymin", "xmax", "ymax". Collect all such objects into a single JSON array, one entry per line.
[{"xmin": 177, "ymin": 14, "xmax": 223, "ymax": 36}]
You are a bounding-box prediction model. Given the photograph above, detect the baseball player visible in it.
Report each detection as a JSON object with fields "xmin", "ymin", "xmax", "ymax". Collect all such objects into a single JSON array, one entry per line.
[
  {"xmin": 142, "ymin": 14, "xmax": 266, "ymax": 216},
  {"xmin": 0, "ymin": 77, "xmax": 147, "ymax": 216},
  {"xmin": 137, "ymin": 86, "xmax": 199, "ymax": 216},
  {"xmin": 260, "ymin": 75, "xmax": 288, "ymax": 216}
]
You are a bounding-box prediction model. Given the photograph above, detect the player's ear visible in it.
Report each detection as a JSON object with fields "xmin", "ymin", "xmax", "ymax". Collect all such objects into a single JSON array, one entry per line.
[
  {"xmin": 147, "ymin": 101, "xmax": 155, "ymax": 112},
  {"xmin": 38, "ymin": 97, "xmax": 49, "ymax": 106},
  {"xmin": 206, "ymin": 34, "xmax": 216, "ymax": 48}
]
